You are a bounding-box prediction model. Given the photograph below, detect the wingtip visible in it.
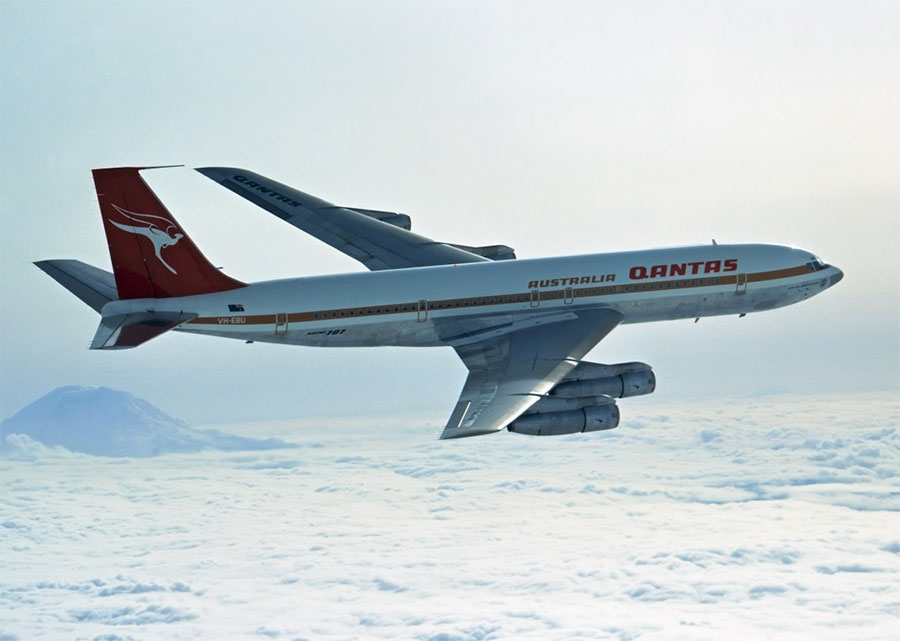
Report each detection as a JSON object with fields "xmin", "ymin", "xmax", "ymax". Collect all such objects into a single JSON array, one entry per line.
[{"xmin": 439, "ymin": 426, "xmax": 504, "ymax": 440}]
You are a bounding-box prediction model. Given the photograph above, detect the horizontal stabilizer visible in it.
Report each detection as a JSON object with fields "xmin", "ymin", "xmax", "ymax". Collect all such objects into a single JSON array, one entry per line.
[
  {"xmin": 90, "ymin": 311, "xmax": 197, "ymax": 350},
  {"xmin": 35, "ymin": 260, "xmax": 118, "ymax": 313}
]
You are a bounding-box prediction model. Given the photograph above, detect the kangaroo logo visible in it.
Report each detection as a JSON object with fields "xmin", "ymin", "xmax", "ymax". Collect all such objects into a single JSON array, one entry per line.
[{"xmin": 108, "ymin": 203, "xmax": 184, "ymax": 274}]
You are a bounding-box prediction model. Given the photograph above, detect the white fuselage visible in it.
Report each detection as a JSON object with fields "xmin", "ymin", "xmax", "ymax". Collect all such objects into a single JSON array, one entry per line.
[{"xmin": 100, "ymin": 243, "xmax": 841, "ymax": 348}]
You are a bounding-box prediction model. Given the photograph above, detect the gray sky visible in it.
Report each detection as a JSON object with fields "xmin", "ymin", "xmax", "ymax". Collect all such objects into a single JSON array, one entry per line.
[{"xmin": 1, "ymin": 0, "xmax": 898, "ymax": 423}]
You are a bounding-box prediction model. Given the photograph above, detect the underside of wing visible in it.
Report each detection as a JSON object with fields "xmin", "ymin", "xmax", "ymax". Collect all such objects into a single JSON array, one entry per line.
[
  {"xmin": 197, "ymin": 167, "xmax": 513, "ymax": 270},
  {"xmin": 439, "ymin": 308, "xmax": 624, "ymax": 439}
]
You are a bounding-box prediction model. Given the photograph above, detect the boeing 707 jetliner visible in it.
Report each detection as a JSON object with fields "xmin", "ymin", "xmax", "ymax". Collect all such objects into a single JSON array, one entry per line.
[{"xmin": 36, "ymin": 167, "xmax": 843, "ymax": 438}]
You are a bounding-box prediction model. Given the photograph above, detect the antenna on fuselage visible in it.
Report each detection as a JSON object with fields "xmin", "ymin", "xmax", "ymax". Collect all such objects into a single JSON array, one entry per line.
[{"xmin": 712, "ymin": 238, "xmax": 718, "ymax": 245}]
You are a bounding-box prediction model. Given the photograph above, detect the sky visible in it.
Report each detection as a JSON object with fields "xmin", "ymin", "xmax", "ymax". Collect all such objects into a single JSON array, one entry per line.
[
  {"xmin": 1, "ymin": 5, "xmax": 898, "ymax": 638},
  {"xmin": 1, "ymin": 0, "xmax": 899, "ymax": 424},
  {"xmin": 2, "ymin": 392, "xmax": 898, "ymax": 639}
]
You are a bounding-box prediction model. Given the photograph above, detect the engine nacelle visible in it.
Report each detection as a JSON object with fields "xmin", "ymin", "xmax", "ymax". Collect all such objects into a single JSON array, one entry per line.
[
  {"xmin": 348, "ymin": 208, "xmax": 413, "ymax": 230},
  {"xmin": 447, "ymin": 243, "xmax": 517, "ymax": 261},
  {"xmin": 550, "ymin": 369, "xmax": 656, "ymax": 399},
  {"xmin": 526, "ymin": 394, "xmax": 614, "ymax": 414},
  {"xmin": 507, "ymin": 404, "xmax": 620, "ymax": 436},
  {"xmin": 562, "ymin": 361, "xmax": 652, "ymax": 381}
]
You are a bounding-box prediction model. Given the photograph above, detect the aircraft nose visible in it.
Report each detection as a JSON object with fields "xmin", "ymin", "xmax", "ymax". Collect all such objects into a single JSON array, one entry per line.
[{"xmin": 829, "ymin": 267, "xmax": 843, "ymax": 288}]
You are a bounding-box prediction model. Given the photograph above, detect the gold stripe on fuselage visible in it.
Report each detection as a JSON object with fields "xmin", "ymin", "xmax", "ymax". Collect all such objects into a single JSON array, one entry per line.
[{"xmin": 187, "ymin": 264, "xmax": 815, "ymax": 327}]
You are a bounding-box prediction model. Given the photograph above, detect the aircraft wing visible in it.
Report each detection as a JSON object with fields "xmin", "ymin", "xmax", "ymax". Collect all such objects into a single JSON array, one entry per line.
[
  {"xmin": 197, "ymin": 167, "xmax": 510, "ymax": 270},
  {"xmin": 440, "ymin": 308, "xmax": 624, "ymax": 439}
]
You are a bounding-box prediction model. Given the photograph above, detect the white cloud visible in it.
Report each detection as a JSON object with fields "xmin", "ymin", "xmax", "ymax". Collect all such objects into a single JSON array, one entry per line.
[
  {"xmin": 1, "ymin": 433, "xmax": 70, "ymax": 462},
  {"xmin": 1, "ymin": 392, "xmax": 897, "ymax": 640}
]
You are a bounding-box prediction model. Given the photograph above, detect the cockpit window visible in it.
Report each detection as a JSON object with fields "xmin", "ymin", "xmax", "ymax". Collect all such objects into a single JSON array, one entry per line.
[{"xmin": 806, "ymin": 255, "xmax": 827, "ymax": 272}]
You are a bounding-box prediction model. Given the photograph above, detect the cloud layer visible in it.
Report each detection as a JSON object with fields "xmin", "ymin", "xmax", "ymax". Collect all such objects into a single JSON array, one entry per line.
[{"xmin": 1, "ymin": 392, "xmax": 897, "ymax": 640}]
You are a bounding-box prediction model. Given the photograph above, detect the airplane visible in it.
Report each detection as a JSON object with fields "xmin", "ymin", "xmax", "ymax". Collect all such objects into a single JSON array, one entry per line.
[{"xmin": 36, "ymin": 166, "xmax": 843, "ymax": 439}]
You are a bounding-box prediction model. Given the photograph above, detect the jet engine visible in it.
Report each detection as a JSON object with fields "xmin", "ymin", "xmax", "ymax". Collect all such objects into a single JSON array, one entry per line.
[
  {"xmin": 506, "ymin": 361, "xmax": 655, "ymax": 436},
  {"xmin": 508, "ymin": 403, "xmax": 619, "ymax": 436},
  {"xmin": 348, "ymin": 208, "xmax": 412, "ymax": 230},
  {"xmin": 446, "ymin": 243, "xmax": 517, "ymax": 261},
  {"xmin": 550, "ymin": 362, "xmax": 655, "ymax": 399}
]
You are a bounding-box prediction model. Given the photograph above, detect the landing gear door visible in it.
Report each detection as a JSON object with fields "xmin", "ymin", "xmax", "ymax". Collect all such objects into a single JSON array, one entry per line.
[{"xmin": 735, "ymin": 273, "xmax": 748, "ymax": 295}]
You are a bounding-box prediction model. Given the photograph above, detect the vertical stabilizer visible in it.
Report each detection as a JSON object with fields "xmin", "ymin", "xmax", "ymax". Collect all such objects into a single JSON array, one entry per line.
[{"xmin": 94, "ymin": 167, "xmax": 245, "ymax": 299}]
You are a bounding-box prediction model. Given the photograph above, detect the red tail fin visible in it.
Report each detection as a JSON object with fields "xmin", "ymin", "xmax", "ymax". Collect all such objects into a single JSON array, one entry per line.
[{"xmin": 94, "ymin": 167, "xmax": 245, "ymax": 299}]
